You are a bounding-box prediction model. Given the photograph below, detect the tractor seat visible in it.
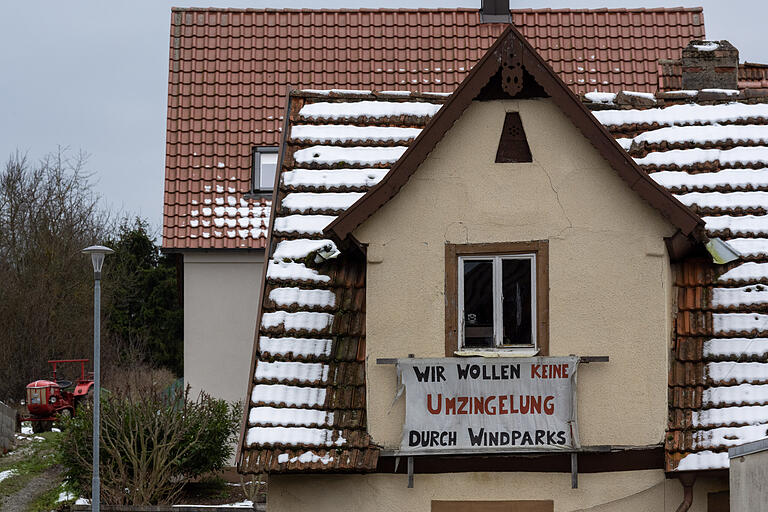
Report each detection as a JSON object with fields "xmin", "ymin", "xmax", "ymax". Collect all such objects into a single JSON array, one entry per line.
[{"xmin": 56, "ymin": 380, "xmax": 73, "ymax": 389}]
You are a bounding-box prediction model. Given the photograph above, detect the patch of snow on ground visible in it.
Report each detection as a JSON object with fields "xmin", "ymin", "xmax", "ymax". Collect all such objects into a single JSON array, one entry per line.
[
  {"xmin": 299, "ymin": 100, "xmax": 442, "ymax": 120},
  {"xmin": 21, "ymin": 423, "xmax": 32, "ymax": 435},
  {"xmin": 0, "ymin": 469, "xmax": 18, "ymax": 482}
]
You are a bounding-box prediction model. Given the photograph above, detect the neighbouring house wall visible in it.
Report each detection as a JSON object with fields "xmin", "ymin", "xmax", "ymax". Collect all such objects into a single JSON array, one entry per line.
[
  {"xmin": 730, "ymin": 448, "xmax": 768, "ymax": 511},
  {"xmin": 268, "ymin": 472, "xmax": 728, "ymax": 512},
  {"xmin": 0, "ymin": 401, "xmax": 15, "ymax": 452},
  {"xmin": 183, "ymin": 251, "xmax": 264, "ymax": 406},
  {"xmin": 353, "ymin": 98, "xmax": 677, "ymax": 450}
]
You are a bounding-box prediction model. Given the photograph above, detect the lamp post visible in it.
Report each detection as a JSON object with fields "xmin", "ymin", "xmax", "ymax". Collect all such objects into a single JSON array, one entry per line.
[{"xmin": 82, "ymin": 245, "xmax": 113, "ymax": 512}]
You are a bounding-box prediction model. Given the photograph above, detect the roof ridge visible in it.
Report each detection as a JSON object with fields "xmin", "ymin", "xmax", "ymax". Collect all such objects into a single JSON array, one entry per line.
[{"xmin": 170, "ymin": 6, "xmax": 704, "ymax": 14}]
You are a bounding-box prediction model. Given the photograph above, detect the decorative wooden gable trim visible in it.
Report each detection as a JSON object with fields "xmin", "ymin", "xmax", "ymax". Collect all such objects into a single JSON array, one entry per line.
[{"xmin": 325, "ymin": 26, "xmax": 705, "ymax": 244}]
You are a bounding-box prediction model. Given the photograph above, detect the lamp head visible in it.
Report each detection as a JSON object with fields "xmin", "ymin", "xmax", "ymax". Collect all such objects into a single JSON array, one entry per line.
[{"xmin": 82, "ymin": 245, "xmax": 114, "ymax": 275}]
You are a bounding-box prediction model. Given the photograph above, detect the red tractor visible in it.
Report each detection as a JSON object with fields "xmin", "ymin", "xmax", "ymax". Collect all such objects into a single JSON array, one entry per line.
[{"xmin": 22, "ymin": 359, "xmax": 94, "ymax": 433}]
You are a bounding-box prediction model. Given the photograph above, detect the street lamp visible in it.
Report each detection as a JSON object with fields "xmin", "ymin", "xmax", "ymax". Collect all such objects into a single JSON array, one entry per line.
[{"xmin": 82, "ymin": 245, "xmax": 114, "ymax": 512}]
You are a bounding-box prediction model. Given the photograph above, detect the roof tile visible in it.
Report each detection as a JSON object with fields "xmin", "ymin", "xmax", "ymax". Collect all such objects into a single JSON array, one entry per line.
[{"xmin": 164, "ymin": 7, "xmax": 705, "ymax": 250}]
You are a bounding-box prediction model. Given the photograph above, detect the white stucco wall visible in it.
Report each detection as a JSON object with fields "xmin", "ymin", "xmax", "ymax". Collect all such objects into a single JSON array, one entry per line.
[
  {"xmin": 183, "ymin": 250, "xmax": 264, "ymax": 406},
  {"xmin": 353, "ymin": 98, "xmax": 677, "ymax": 449},
  {"xmin": 268, "ymin": 472, "xmax": 728, "ymax": 512}
]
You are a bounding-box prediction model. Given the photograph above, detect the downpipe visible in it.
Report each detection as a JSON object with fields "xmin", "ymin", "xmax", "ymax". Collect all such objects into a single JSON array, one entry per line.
[{"xmin": 676, "ymin": 473, "xmax": 696, "ymax": 512}]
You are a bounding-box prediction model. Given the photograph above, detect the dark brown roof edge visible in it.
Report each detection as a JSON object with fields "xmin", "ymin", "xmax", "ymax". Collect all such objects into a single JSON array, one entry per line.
[
  {"xmin": 236, "ymin": 86, "xmax": 295, "ymax": 471},
  {"xmin": 326, "ymin": 25, "xmax": 706, "ymax": 242}
]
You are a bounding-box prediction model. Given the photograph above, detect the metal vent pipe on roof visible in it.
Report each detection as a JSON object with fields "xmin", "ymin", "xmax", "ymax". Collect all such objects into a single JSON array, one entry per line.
[{"xmin": 480, "ymin": 0, "xmax": 512, "ymax": 23}]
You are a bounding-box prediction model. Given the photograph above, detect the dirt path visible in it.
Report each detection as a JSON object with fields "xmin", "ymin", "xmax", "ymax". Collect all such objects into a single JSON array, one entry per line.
[{"xmin": 0, "ymin": 464, "xmax": 61, "ymax": 512}]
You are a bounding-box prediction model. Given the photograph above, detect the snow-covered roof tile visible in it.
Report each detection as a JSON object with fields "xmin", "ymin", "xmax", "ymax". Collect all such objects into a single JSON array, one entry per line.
[
  {"xmin": 240, "ymin": 90, "xmax": 445, "ymax": 474},
  {"xmin": 591, "ymin": 92, "xmax": 768, "ymax": 472}
]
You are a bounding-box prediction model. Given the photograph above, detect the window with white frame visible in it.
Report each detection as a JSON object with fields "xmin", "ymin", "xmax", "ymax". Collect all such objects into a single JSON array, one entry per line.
[
  {"xmin": 252, "ymin": 147, "xmax": 279, "ymax": 193},
  {"xmin": 459, "ymin": 254, "xmax": 536, "ymax": 349}
]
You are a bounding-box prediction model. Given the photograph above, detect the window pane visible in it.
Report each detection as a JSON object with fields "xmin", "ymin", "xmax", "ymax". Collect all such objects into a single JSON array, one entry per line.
[
  {"xmin": 259, "ymin": 152, "xmax": 278, "ymax": 190},
  {"xmin": 463, "ymin": 260, "xmax": 494, "ymax": 348},
  {"xmin": 502, "ymin": 258, "xmax": 532, "ymax": 345}
]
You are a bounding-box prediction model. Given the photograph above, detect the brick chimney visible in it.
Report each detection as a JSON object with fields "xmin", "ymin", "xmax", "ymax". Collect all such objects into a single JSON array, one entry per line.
[
  {"xmin": 682, "ymin": 40, "xmax": 739, "ymax": 90},
  {"xmin": 480, "ymin": 0, "xmax": 511, "ymax": 23}
]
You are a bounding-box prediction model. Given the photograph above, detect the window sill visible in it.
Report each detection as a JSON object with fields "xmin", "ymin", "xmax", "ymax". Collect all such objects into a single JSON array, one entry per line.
[{"xmin": 454, "ymin": 348, "xmax": 540, "ymax": 358}]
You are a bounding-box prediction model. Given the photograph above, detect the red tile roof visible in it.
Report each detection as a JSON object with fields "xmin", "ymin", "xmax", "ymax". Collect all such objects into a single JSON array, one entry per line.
[{"xmin": 163, "ymin": 7, "xmax": 705, "ymax": 250}]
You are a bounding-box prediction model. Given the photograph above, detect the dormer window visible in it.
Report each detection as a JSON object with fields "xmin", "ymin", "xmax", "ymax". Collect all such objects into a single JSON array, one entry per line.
[
  {"xmin": 445, "ymin": 241, "xmax": 549, "ymax": 356},
  {"xmin": 252, "ymin": 147, "xmax": 279, "ymax": 193}
]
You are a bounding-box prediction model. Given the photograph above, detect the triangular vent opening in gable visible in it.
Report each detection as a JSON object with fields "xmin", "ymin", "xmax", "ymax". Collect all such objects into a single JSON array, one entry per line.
[{"xmin": 495, "ymin": 112, "xmax": 532, "ymax": 163}]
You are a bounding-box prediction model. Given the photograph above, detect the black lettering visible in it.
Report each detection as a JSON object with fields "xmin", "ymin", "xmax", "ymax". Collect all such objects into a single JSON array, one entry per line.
[
  {"xmin": 488, "ymin": 431, "xmax": 499, "ymax": 446},
  {"xmin": 557, "ymin": 431, "xmax": 566, "ymax": 445},
  {"xmin": 457, "ymin": 364, "xmax": 470, "ymax": 379},
  {"xmin": 511, "ymin": 430, "xmax": 522, "ymax": 445},
  {"xmin": 468, "ymin": 428, "xmax": 485, "ymax": 446},
  {"xmin": 409, "ymin": 431, "xmax": 420, "ymax": 447},
  {"xmin": 535, "ymin": 430, "xmax": 545, "ymax": 445},
  {"xmin": 510, "ymin": 364, "xmax": 520, "ymax": 379},
  {"xmin": 430, "ymin": 431, "xmax": 439, "ymax": 446},
  {"xmin": 546, "ymin": 431, "xmax": 557, "ymax": 445},
  {"xmin": 436, "ymin": 366, "xmax": 446, "ymax": 382},
  {"xmin": 522, "ymin": 431, "xmax": 533, "ymax": 445},
  {"xmin": 413, "ymin": 366, "xmax": 430, "ymax": 382},
  {"xmin": 500, "ymin": 431, "xmax": 510, "ymax": 445}
]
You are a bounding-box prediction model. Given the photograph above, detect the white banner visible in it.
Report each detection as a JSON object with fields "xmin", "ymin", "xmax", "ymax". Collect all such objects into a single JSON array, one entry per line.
[{"xmin": 397, "ymin": 357, "xmax": 579, "ymax": 454}]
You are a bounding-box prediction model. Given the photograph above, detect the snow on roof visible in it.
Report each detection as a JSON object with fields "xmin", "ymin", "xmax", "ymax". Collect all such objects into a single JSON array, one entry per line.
[
  {"xmin": 591, "ymin": 92, "xmax": 768, "ymax": 472},
  {"xmin": 240, "ymin": 90, "xmax": 446, "ymax": 474}
]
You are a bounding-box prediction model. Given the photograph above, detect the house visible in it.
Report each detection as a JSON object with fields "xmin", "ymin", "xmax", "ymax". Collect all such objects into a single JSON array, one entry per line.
[
  {"xmin": 162, "ymin": 3, "xmax": 706, "ymax": 407},
  {"xmin": 237, "ymin": 24, "xmax": 766, "ymax": 510}
]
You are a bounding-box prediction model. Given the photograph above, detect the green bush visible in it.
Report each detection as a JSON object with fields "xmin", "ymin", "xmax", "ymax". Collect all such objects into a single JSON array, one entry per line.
[{"xmin": 57, "ymin": 384, "xmax": 241, "ymax": 505}]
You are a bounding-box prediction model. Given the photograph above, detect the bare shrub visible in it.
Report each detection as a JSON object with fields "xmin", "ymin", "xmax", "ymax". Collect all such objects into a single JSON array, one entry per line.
[{"xmin": 58, "ymin": 384, "xmax": 241, "ymax": 505}]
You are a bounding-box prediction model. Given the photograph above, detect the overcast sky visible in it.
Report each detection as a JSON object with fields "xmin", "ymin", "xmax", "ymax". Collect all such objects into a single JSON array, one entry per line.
[{"xmin": 1, "ymin": 1, "xmax": 765, "ymax": 236}]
